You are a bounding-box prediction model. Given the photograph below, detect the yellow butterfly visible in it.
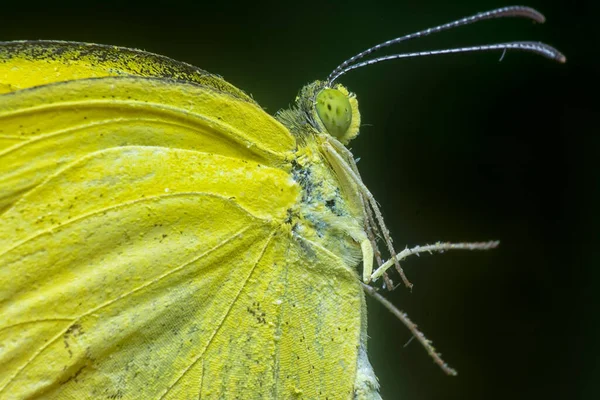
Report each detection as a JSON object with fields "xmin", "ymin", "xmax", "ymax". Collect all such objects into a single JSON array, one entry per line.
[{"xmin": 0, "ymin": 6, "xmax": 564, "ymax": 399}]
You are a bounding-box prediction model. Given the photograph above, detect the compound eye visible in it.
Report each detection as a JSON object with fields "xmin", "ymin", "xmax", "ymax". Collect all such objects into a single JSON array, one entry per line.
[{"xmin": 315, "ymin": 88, "xmax": 352, "ymax": 139}]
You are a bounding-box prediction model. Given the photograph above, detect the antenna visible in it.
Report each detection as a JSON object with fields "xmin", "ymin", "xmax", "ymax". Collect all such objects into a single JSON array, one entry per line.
[{"xmin": 327, "ymin": 6, "xmax": 565, "ymax": 84}]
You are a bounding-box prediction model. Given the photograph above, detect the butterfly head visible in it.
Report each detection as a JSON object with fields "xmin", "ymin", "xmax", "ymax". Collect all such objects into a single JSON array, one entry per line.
[
  {"xmin": 314, "ymin": 85, "xmax": 361, "ymax": 145},
  {"xmin": 277, "ymin": 81, "xmax": 361, "ymax": 145}
]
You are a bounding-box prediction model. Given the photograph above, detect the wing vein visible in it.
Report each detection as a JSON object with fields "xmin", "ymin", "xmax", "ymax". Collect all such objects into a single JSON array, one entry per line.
[
  {"xmin": 161, "ymin": 231, "xmax": 277, "ymax": 399},
  {"xmin": 0, "ymin": 99, "xmax": 283, "ymax": 159},
  {"xmin": 0, "ymin": 320, "xmax": 76, "ymax": 394},
  {"xmin": 0, "ymin": 318, "xmax": 74, "ymax": 335},
  {"xmin": 0, "ymin": 117, "xmax": 221, "ymax": 158},
  {"xmin": 80, "ymin": 224, "xmax": 258, "ymax": 319},
  {"xmin": 1, "ymin": 225, "xmax": 264, "ymax": 395},
  {"xmin": 0, "ymin": 192, "xmax": 267, "ymax": 258}
]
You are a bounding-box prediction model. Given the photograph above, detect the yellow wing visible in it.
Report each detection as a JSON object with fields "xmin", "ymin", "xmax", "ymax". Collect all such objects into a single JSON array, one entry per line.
[
  {"xmin": 0, "ymin": 40, "xmax": 253, "ymax": 102},
  {"xmin": 0, "ymin": 42, "xmax": 376, "ymax": 399},
  {"xmin": 0, "ymin": 74, "xmax": 293, "ymax": 213}
]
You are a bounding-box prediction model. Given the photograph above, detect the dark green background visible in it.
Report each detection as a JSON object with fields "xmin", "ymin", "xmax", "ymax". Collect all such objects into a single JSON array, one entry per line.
[{"xmin": 1, "ymin": 0, "xmax": 594, "ymax": 399}]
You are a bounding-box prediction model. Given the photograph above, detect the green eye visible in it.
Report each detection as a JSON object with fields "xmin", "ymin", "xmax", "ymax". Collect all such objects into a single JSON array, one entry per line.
[{"xmin": 315, "ymin": 88, "xmax": 352, "ymax": 139}]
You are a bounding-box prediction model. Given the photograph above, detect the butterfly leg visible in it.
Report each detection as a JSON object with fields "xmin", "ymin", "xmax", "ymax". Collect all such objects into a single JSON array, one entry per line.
[{"xmin": 370, "ymin": 240, "xmax": 500, "ymax": 283}]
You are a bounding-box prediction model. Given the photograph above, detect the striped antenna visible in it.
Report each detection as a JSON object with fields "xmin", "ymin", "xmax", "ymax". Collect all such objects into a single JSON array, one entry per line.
[{"xmin": 327, "ymin": 6, "xmax": 565, "ymax": 84}]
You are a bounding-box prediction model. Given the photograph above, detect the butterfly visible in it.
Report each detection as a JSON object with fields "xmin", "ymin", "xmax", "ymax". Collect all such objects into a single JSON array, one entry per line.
[{"xmin": 0, "ymin": 6, "xmax": 563, "ymax": 399}]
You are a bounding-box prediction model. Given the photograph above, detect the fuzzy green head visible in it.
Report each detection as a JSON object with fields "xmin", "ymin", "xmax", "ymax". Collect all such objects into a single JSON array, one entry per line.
[
  {"xmin": 314, "ymin": 85, "xmax": 361, "ymax": 145},
  {"xmin": 276, "ymin": 81, "xmax": 361, "ymax": 145},
  {"xmin": 315, "ymin": 88, "xmax": 352, "ymax": 139}
]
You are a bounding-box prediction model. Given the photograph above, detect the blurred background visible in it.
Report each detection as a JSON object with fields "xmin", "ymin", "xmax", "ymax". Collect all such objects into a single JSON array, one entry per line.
[{"xmin": 1, "ymin": 0, "xmax": 594, "ymax": 399}]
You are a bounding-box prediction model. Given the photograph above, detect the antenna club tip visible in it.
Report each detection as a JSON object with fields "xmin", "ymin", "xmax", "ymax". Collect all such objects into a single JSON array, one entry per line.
[
  {"xmin": 518, "ymin": 6, "xmax": 546, "ymax": 23},
  {"xmin": 558, "ymin": 54, "xmax": 567, "ymax": 63},
  {"xmin": 532, "ymin": 15, "xmax": 546, "ymax": 24}
]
